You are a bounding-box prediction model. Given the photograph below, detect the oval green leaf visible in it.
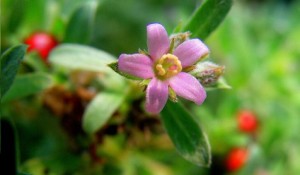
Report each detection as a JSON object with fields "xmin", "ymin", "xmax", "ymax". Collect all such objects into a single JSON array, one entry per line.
[
  {"xmin": 181, "ymin": 0, "xmax": 233, "ymax": 40},
  {"xmin": 1, "ymin": 73, "xmax": 53, "ymax": 103},
  {"xmin": 160, "ymin": 101, "xmax": 211, "ymax": 166},
  {"xmin": 49, "ymin": 44, "xmax": 115, "ymax": 72},
  {"xmin": 1, "ymin": 44, "xmax": 27, "ymax": 98},
  {"xmin": 49, "ymin": 44, "xmax": 126, "ymax": 91},
  {"xmin": 83, "ymin": 92, "xmax": 126, "ymax": 134}
]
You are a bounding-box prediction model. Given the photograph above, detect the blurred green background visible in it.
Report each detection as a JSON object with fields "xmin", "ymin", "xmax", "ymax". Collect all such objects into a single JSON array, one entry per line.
[{"xmin": 1, "ymin": 0, "xmax": 300, "ymax": 174}]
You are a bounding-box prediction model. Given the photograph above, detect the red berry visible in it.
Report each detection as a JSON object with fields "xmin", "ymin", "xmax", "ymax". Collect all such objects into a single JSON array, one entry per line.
[
  {"xmin": 24, "ymin": 32, "xmax": 58, "ymax": 61},
  {"xmin": 226, "ymin": 148, "xmax": 248, "ymax": 172},
  {"xmin": 237, "ymin": 110, "xmax": 258, "ymax": 133}
]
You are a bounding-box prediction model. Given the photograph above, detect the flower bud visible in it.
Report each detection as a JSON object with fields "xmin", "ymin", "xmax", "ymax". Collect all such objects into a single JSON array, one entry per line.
[
  {"xmin": 169, "ymin": 32, "xmax": 191, "ymax": 50},
  {"xmin": 189, "ymin": 61, "xmax": 225, "ymax": 86}
]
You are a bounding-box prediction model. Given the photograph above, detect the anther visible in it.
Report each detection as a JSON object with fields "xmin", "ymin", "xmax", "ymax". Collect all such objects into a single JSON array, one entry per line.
[
  {"xmin": 154, "ymin": 54, "xmax": 182, "ymax": 79},
  {"xmin": 156, "ymin": 64, "xmax": 166, "ymax": 75}
]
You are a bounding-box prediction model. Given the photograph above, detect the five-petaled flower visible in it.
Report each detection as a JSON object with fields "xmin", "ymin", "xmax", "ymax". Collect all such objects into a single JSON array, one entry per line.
[{"xmin": 118, "ymin": 23, "xmax": 209, "ymax": 114}]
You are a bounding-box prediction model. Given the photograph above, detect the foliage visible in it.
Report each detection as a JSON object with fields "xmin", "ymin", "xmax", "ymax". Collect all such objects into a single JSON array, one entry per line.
[
  {"xmin": 1, "ymin": 44, "xmax": 27, "ymax": 99},
  {"xmin": 83, "ymin": 92, "xmax": 127, "ymax": 134},
  {"xmin": 180, "ymin": 0, "xmax": 232, "ymax": 40},
  {"xmin": 2, "ymin": 73, "xmax": 53, "ymax": 103},
  {"xmin": 161, "ymin": 101, "xmax": 211, "ymax": 166},
  {"xmin": 1, "ymin": 0, "xmax": 300, "ymax": 174}
]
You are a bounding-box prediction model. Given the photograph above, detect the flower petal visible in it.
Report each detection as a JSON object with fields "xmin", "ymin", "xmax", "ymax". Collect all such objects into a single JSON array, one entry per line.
[
  {"xmin": 147, "ymin": 23, "xmax": 170, "ymax": 61},
  {"xmin": 173, "ymin": 39, "xmax": 209, "ymax": 68},
  {"xmin": 118, "ymin": 54, "xmax": 154, "ymax": 79},
  {"xmin": 169, "ymin": 72, "xmax": 206, "ymax": 105},
  {"xmin": 146, "ymin": 78, "xmax": 169, "ymax": 114}
]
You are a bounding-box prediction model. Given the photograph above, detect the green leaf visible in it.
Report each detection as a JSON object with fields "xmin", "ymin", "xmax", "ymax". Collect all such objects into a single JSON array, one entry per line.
[
  {"xmin": 181, "ymin": 0, "xmax": 233, "ymax": 40},
  {"xmin": 83, "ymin": 92, "xmax": 126, "ymax": 134},
  {"xmin": 49, "ymin": 44, "xmax": 115, "ymax": 72},
  {"xmin": 49, "ymin": 44, "xmax": 126, "ymax": 91},
  {"xmin": 0, "ymin": 44, "xmax": 27, "ymax": 98},
  {"xmin": 160, "ymin": 101, "xmax": 211, "ymax": 166},
  {"xmin": 64, "ymin": 1, "xmax": 98, "ymax": 44},
  {"xmin": 1, "ymin": 73, "xmax": 53, "ymax": 103}
]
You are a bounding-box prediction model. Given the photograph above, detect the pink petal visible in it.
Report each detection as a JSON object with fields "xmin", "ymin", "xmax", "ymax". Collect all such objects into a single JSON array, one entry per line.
[
  {"xmin": 169, "ymin": 72, "xmax": 206, "ymax": 105},
  {"xmin": 173, "ymin": 39, "xmax": 209, "ymax": 68},
  {"xmin": 146, "ymin": 78, "xmax": 169, "ymax": 114},
  {"xmin": 147, "ymin": 23, "xmax": 170, "ymax": 61},
  {"xmin": 118, "ymin": 54, "xmax": 154, "ymax": 79}
]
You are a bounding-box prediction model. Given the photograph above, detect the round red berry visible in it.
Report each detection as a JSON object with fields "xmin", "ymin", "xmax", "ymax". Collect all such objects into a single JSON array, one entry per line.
[
  {"xmin": 25, "ymin": 32, "xmax": 58, "ymax": 61},
  {"xmin": 226, "ymin": 148, "xmax": 248, "ymax": 172},
  {"xmin": 237, "ymin": 110, "xmax": 258, "ymax": 133}
]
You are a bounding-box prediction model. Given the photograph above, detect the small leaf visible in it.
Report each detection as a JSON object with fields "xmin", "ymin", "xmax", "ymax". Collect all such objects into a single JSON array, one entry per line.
[
  {"xmin": 49, "ymin": 44, "xmax": 116, "ymax": 72},
  {"xmin": 181, "ymin": 0, "xmax": 233, "ymax": 40},
  {"xmin": 64, "ymin": 1, "xmax": 98, "ymax": 44},
  {"xmin": 83, "ymin": 92, "xmax": 126, "ymax": 134},
  {"xmin": 0, "ymin": 44, "xmax": 27, "ymax": 98},
  {"xmin": 160, "ymin": 101, "xmax": 211, "ymax": 166},
  {"xmin": 1, "ymin": 73, "xmax": 53, "ymax": 103},
  {"xmin": 108, "ymin": 62, "xmax": 142, "ymax": 80},
  {"xmin": 49, "ymin": 44, "xmax": 126, "ymax": 91}
]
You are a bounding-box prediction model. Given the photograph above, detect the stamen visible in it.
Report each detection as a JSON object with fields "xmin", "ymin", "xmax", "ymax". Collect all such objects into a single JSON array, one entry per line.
[
  {"xmin": 154, "ymin": 54, "xmax": 182, "ymax": 79},
  {"xmin": 156, "ymin": 64, "xmax": 166, "ymax": 75}
]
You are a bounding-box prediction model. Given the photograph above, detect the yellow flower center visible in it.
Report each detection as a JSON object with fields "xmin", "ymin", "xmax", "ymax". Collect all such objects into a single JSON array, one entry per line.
[{"xmin": 154, "ymin": 54, "xmax": 182, "ymax": 80}]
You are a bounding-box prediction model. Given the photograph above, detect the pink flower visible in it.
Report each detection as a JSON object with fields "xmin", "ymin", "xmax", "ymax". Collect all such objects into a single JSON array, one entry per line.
[{"xmin": 118, "ymin": 23, "xmax": 209, "ymax": 114}]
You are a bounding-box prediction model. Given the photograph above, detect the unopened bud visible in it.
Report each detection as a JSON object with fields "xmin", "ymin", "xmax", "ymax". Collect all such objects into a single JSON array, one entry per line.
[
  {"xmin": 190, "ymin": 61, "xmax": 225, "ymax": 86},
  {"xmin": 169, "ymin": 32, "xmax": 191, "ymax": 50}
]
